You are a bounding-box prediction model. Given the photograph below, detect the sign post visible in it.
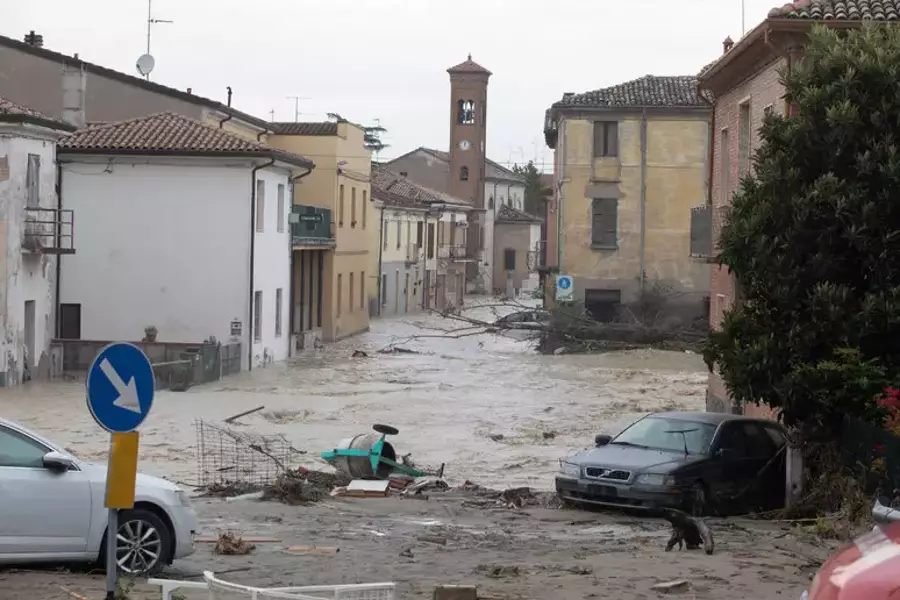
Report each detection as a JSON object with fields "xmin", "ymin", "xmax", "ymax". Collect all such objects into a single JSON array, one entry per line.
[
  {"xmin": 555, "ymin": 274, "xmax": 574, "ymax": 303},
  {"xmin": 86, "ymin": 343, "xmax": 155, "ymax": 600}
]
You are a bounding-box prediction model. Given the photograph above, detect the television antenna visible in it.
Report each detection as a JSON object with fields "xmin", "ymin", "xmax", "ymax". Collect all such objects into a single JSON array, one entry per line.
[
  {"xmin": 144, "ymin": 0, "xmax": 173, "ymax": 80},
  {"xmin": 286, "ymin": 96, "xmax": 311, "ymax": 122}
]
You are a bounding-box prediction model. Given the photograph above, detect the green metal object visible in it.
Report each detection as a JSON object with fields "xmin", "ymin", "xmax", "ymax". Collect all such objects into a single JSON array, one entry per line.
[{"xmin": 320, "ymin": 424, "xmax": 427, "ymax": 479}]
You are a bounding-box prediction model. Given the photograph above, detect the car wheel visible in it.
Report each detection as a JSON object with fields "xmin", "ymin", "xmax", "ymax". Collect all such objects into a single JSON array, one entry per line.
[
  {"xmin": 689, "ymin": 482, "xmax": 707, "ymax": 517},
  {"xmin": 99, "ymin": 508, "xmax": 173, "ymax": 576}
]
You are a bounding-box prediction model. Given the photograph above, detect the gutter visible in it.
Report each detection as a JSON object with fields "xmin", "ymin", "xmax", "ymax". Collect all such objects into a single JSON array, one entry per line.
[
  {"xmin": 248, "ymin": 158, "xmax": 276, "ymax": 371},
  {"xmin": 377, "ymin": 205, "xmax": 385, "ymax": 315},
  {"xmin": 639, "ymin": 108, "xmax": 648, "ymax": 292},
  {"xmin": 702, "ymin": 94, "xmax": 715, "ymax": 206},
  {"xmin": 218, "ymin": 87, "xmax": 234, "ymax": 129},
  {"xmin": 54, "ymin": 159, "xmax": 63, "ymax": 338},
  {"xmin": 287, "ymin": 166, "xmax": 314, "ymax": 357}
]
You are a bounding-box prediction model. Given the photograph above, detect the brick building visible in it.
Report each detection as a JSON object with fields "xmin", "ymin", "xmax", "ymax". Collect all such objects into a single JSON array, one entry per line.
[{"xmin": 697, "ymin": 0, "xmax": 900, "ymax": 416}]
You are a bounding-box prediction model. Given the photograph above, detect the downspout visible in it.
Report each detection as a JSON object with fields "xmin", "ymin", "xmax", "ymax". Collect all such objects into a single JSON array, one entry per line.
[
  {"xmin": 218, "ymin": 86, "xmax": 234, "ymax": 129},
  {"xmin": 248, "ymin": 158, "xmax": 275, "ymax": 371},
  {"xmin": 639, "ymin": 109, "xmax": 648, "ymax": 293},
  {"xmin": 287, "ymin": 166, "xmax": 313, "ymax": 357},
  {"xmin": 702, "ymin": 94, "xmax": 715, "ymax": 206},
  {"xmin": 54, "ymin": 160, "xmax": 63, "ymax": 338},
  {"xmin": 377, "ymin": 204, "xmax": 385, "ymax": 315},
  {"xmin": 420, "ymin": 210, "xmax": 427, "ymax": 309}
]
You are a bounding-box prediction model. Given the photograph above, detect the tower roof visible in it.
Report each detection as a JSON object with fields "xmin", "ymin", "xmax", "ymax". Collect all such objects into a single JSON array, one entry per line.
[{"xmin": 447, "ymin": 54, "xmax": 492, "ymax": 76}]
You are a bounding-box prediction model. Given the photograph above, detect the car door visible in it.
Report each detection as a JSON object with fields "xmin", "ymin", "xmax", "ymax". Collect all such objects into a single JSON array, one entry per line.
[
  {"xmin": 0, "ymin": 424, "xmax": 93, "ymax": 557},
  {"xmin": 708, "ymin": 423, "xmax": 756, "ymax": 508}
]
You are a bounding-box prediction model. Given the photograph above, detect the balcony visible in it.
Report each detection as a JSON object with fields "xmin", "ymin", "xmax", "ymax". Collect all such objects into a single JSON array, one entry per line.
[
  {"xmin": 290, "ymin": 205, "xmax": 335, "ymax": 248},
  {"xmin": 438, "ymin": 244, "xmax": 476, "ymax": 261},
  {"xmin": 690, "ymin": 204, "xmax": 713, "ymax": 260},
  {"xmin": 22, "ymin": 208, "xmax": 75, "ymax": 255},
  {"xmin": 405, "ymin": 243, "xmax": 422, "ymax": 264}
]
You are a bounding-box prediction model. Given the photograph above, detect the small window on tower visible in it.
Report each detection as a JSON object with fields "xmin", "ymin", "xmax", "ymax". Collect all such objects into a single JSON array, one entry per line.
[
  {"xmin": 457, "ymin": 100, "xmax": 475, "ymax": 124},
  {"xmin": 460, "ymin": 166, "xmax": 469, "ymax": 181}
]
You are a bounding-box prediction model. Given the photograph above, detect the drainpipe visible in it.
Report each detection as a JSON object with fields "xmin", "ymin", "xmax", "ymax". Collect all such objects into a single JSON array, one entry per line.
[
  {"xmin": 54, "ymin": 160, "xmax": 63, "ymax": 338},
  {"xmin": 377, "ymin": 204, "xmax": 385, "ymax": 315},
  {"xmin": 702, "ymin": 95, "xmax": 715, "ymax": 206},
  {"xmin": 248, "ymin": 158, "xmax": 275, "ymax": 371},
  {"xmin": 419, "ymin": 211, "xmax": 427, "ymax": 310},
  {"xmin": 286, "ymin": 167, "xmax": 313, "ymax": 357},
  {"xmin": 218, "ymin": 87, "xmax": 234, "ymax": 129},
  {"xmin": 639, "ymin": 108, "xmax": 648, "ymax": 293}
]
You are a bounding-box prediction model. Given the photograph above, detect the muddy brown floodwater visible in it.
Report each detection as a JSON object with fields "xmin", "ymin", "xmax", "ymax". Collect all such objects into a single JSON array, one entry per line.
[{"xmin": 2, "ymin": 302, "xmax": 830, "ymax": 599}]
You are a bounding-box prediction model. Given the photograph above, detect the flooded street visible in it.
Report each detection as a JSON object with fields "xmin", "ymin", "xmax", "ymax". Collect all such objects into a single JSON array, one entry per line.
[{"xmin": 0, "ymin": 303, "xmax": 708, "ymax": 489}]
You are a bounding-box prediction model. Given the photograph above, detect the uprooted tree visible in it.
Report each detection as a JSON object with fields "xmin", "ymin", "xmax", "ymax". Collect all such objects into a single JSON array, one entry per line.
[{"xmin": 702, "ymin": 25, "xmax": 900, "ymax": 502}]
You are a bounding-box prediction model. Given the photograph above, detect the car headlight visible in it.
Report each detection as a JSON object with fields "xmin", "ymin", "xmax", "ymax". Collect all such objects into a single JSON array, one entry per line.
[
  {"xmin": 175, "ymin": 490, "xmax": 193, "ymax": 507},
  {"xmin": 558, "ymin": 460, "xmax": 580, "ymax": 478},
  {"xmin": 635, "ymin": 473, "xmax": 676, "ymax": 486}
]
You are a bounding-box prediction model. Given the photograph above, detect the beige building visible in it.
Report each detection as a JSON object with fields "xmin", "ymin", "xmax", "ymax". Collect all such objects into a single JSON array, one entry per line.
[
  {"xmin": 267, "ymin": 121, "xmax": 371, "ymax": 344},
  {"xmin": 544, "ymin": 75, "xmax": 711, "ymax": 319},
  {"xmin": 493, "ymin": 204, "xmax": 542, "ymax": 297}
]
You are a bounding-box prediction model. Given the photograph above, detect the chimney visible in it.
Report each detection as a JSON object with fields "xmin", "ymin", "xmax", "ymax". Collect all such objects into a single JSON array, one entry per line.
[
  {"xmin": 186, "ymin": 87, "xmax": 192, "ymax": 94},
  {"xmin": 23, "ymin": 30, "xmax": 43, "ymax": 48},
  {"xmin": 723, "ymin": 36, "xmax": 734, "ymax": 54},
  {"xmin": 563, "ymin": 92, "xmax": 574, "ymax": 99},
  {"xmin": 62, "ymin": 64, "xmax": 87, "ymax": 129}
]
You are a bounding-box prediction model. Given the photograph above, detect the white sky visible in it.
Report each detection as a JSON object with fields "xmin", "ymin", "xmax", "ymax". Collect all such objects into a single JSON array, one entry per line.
[{"xmin": 4, "ymin": 0, "xmax": 779, "ymax": 171}]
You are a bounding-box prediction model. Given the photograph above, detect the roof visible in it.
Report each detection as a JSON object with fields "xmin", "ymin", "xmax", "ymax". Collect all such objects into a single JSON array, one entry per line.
[
  {"xmin": 270, "ymin": 122, "xmax": 339, "ymax": 136},
  {"xmin": 768, "ymin": 0, "xmax": 900, "ymax": 19},
  {"xmin": 650, "ymin": 411, "xmax": 783, "ymax": 426},
  {"xmin": 551, "ymin": 75, "xmax": 712, "ymax": 110},
  {"xmin": 371, "ymin": 166, "xmax": 470, "ymax": 209},
  {"xmin": 447, "ymin": 54, "xmax": 492, "ymax": 76},
  {"xmin": 416, "ymin": 147, "xmax": 526, "ymax": 183},
  {"xmin": 57, "ymin": 112, "xmax": 315, "ymax": 168},
  {"xmin": 0, "ymin": 95, "xmax": 76, "ymax": 131},
  {"xmin": 496, "ymin": 203, "xmax": 542, "ymax": 224},
  {"xmin": 0, "ymin": 33, "xmax": 269, "ymax": 130}
]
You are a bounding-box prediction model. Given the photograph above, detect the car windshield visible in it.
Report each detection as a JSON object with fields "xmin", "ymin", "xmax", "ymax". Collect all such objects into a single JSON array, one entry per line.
[{"xmin": 611, "ymin": 416, "xmax": 716, "ymax": 455}]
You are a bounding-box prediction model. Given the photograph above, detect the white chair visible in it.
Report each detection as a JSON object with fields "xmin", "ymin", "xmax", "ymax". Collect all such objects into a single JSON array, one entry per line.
[{"xmin": 147, "ymin": 577, "xmax": 209, "ymax": 600}]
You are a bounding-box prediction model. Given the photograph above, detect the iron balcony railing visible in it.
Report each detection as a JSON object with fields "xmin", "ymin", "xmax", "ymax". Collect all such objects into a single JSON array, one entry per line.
[
  {"xmin": 290, "ymin": 205, "xmax": 335, "ymax": 247},
  {"xmin": 438, "ymin": 244, "xmax": 471, "ymax": 260},
  {"xmin": 22, "ymin": 207, "xmax": 75, "ymax": 255}
]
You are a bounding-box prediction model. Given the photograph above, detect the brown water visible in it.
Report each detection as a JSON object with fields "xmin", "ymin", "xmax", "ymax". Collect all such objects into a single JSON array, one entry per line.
[{"xmin": 0, "ymin": 302, "xmax": 708, "ymax": 490}]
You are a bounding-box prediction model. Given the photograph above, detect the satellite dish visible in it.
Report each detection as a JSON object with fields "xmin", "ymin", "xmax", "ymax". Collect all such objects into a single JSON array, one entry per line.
[{"xmin": 136, "ymin": 54, "xmax": 156, "ymax": 77}]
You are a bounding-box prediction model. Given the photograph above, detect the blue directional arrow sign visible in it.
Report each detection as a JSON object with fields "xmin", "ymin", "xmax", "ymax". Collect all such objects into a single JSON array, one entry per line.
[{"xmin": 87, "ymin": 342, "xmax": 155, "ymax": 433}]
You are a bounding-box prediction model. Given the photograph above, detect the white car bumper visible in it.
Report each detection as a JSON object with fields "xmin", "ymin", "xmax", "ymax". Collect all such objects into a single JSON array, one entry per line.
[{"xmin": 168, "ymin": 502, "xmax": 199, "ymax": 561}]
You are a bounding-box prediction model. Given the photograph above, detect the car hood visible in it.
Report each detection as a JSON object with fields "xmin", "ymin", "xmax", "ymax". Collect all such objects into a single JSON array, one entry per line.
[
  {"xmin": 571, "ymin": 444, "xmax": 705, "ymax": 472},
  {"xmin": 80, "ymin": 461, "xmax": 182, "ymax": 493}
]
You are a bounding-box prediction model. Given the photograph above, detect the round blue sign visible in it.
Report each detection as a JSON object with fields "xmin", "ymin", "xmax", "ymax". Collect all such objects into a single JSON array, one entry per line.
[
  {"xmin": 86, "ymin": 342, "xmax": 156, "ymax": 433},
  {"xmin": 558, "ymin": 276, "xmax": 572, "ymax": 290}
]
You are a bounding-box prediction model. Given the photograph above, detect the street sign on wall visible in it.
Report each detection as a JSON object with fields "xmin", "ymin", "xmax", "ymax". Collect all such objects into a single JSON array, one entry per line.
[{"xmin": 556, "ymin": 274, "xmax": 574, "ymax": 302}]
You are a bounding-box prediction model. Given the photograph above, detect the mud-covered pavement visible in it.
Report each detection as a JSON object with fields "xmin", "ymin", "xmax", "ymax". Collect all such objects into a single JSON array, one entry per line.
[{"xmin": 0, "ymin": 303, "xmax": 831, "ymax": 598}]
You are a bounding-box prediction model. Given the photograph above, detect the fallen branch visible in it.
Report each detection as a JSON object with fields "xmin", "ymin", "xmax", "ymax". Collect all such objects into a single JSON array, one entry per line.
[
  {"xmin": 224, "ymin": 405, "xmax": 265, "ymax": 424},
  {"xmin": 59, "ymin": 587, "xmax": 89, "ymax": 600}
]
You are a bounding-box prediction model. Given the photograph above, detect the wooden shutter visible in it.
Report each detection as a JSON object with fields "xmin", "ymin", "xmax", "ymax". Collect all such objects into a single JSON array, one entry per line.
[{"xmin": 591, "ymin": 198, "xmax": 618, "ymax": 248}]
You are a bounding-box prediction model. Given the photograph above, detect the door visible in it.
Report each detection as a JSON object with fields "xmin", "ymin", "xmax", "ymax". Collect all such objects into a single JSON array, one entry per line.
[
  {"xmin": 742, "ymin": 422, "xmax": 785, "ymax": 509},
  {"xmin": 23, "ymin": 300, "xmax": 35, "ymax": 370},
  {"xmin": 59, "ymin": 304, "xmax": 81, "ymax": 340},
  {"xmin": 404, "ymin": 273, "xmax": 410, "ymax": 313},
  {"xmin": 394, "ymin": 271, "xmax": 400, "ymax": 314},
  {"xmin": 0, "ymin": 425, "xmax": 92, "ymax": 556},
  {"xmin": 708, "ymin": 422, "xmax": 756, "ymax": 508}
]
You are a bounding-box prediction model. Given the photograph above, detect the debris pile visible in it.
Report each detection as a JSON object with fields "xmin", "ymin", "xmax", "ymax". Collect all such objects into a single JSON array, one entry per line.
[
  {"xmin": 213, "ymin": 531, "xmax": 256, "ymax": 555},
  {"xmin": 460, "ymin": 481, "xmax": 564, "ymax": 510},
  {"xmin": 261, "ymin": 467, "xmax": 351, "ymax": 505}
]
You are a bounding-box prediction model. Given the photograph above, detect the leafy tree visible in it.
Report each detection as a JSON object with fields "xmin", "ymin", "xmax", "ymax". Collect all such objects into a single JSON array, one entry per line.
[
  {"xmin": 703, "ymin": 24, "xmax": 900, "ymax": 434},
  {"xmin": 512, "ymin": 160, "xmax": 551, "ymax": 216}
]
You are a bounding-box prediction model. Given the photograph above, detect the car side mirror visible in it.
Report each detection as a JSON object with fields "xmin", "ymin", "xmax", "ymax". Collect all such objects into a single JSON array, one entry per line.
[
  {"xmin": 594, "ymin": 434, "xmax": 612, "ymax": 447},
  {"xmin": 42, "ymin": 451, "xmax": 75, "ymax": 473}
]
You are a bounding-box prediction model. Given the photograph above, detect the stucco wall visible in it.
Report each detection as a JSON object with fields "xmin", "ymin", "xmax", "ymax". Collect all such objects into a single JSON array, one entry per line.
[
  {"xmin": 493, "ymin": 223, "xmax": 532, "ymax": 294},
  {"xmin": 59, "ymin": 157, "xmax": 292, "ymax": 370},
  {"xmin": 0, "ymin": 127, "xmax": 60, "ymax": 386},
  {"xmin": 558, "ymin": 113, "xmax": 710, "ymax": 306}
]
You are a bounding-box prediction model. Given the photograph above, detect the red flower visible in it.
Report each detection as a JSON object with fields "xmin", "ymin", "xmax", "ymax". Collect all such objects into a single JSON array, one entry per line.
[
  {"xmin": 885, "ymin": 387, "xmax": 900, "ymax": 398},
  {"xmin": 878, "ymin": 396, "xmax": 900, "ymax": 409},
  {"xmin": 874, "ymin": 443, "xmax": 887, "ymax": 454}
]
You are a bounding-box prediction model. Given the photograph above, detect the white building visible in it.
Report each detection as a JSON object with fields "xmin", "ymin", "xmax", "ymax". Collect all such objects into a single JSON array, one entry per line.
[
  {"xmin": 0, "ymin": 97, "xmax": 75, "ymax": 386},
  {"xmin": 56, "ymin": 112, "xmax": 314, "ymax": 370}
]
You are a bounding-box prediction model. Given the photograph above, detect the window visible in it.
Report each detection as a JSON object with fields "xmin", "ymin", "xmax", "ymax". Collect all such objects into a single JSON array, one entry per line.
[
  {"xmin": 381, "ymin": 274, "xmax": 387, "ymax": 306},
  {"xmin": 339, "ymin": 184, "xmax": 345, "ymax": 226},
  {"xmin": 593, "ymin": 121, "xmax": 619, "ymax": 158},
  {"xmin": 255, "ymin": 180, "xmax": 265, "ymax": 232},
  {"xmin": 488, "ymin": 195, "xmax": 494, "ymax": 210},
  {"xmin": 362, "ymin": 190, "xmax": 367, "ymax": 229},
  {"xmin": 396, "ymin": 220, "xmax": 401, "ymax": 248},
  {"xmin": 351, "ymin": 187, "xmax": 357, "ymax": 228},
  {"xmin": 460, "ymin": 166, "xmax": 469, "ymax": 181},
  {"xmin": 591, "ymin": 198, "xmax": 618, "ymax": 249},
  {"xmin": 716, "ymin": 423, "xmax": 751, "ymax": 459},
  {"xmin": 253, "ymin": 291, "xmax": 263, "ymax": 341},
  {"xmin": 349, "ymin": 273, "xmax": 355, "ymax": 312},
  {"xmin": 360, "ymin": 271, "xmax": 365, "ymax": 310},
  {"xmin": 427, "ymin": 223, "xmax": 435, "ymax": 259},
  {"xmin": 337, "ymin": 274, "xmax": 343, "ymax": 316},
  {"xmin": 26, "ymin": 154, "xmax": 40, "ymax": 208},
  {"xmin": 457, "ymin": 99, "xmax": 475, "ymax": 124},
  {"xmin": 406, "ymin": 221, "xmax": 412, "ymax": 251},
  {"xmin": 276, "ymin": 184, "xmax": 285, "ymax": 233},
  {"xmin": 764, "ymin": 103, "xmax": 774, "ymax": 116},
  {"xmin": 720, "ymin": 128, "xmax": 730, "ymax": 204},
  {"xmin": 503, "ymin": 248, "xmax": 516, "ymax": 271},
  {"xmin": 585, "ymin": 288, "xmax": 621, "ymax": 322},
  {"xmin": 383, "ymin": 219, "xmax": 389, "ymax": 249},
  {"xmin": 0, "ymin": 425, "xmax": 49, "ymax": 468},
  {"xmin": 416, "ymin": 222, "xmax": 423, "ymax": 247},
  {"xmin": 614, "ymin": 416, "xmax": 716, "ymax": 455},
  {"xmin": 738, "ymin": 101, "xmax": 751, "ymax": 176},
  {"xmin": 275, "ymin": 288, "xmax": 283, "ymax": 337}
]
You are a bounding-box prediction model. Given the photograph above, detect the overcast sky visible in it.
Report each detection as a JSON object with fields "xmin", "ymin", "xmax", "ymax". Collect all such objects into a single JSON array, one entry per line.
[{"xmin": 5, "ymin": 0, "xmax": 778, "ymax": 171}]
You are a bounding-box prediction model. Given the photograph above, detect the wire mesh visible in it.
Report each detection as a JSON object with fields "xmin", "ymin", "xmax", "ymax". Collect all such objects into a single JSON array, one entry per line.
[{"xmin": 195, "ymin": 419, "xmax": 304, "ymax": 490}]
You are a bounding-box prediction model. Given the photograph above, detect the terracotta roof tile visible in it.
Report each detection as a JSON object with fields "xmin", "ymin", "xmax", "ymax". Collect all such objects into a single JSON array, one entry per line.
[
  {"xmin": 496, "ymin": 203, "xmax": 542, "ymax": 224},
  {"xmin": 58, "ymin": 112, "xmax": 314, "ymax": 167},
  {"xmin": 418, "ymin": 147, "xmax": 525, "ymax": 182},
  {"xmin": 371, "ymin": 166, "xmax": 469, "ymax": 209},
  {"xmin": 552, "ymin": 75, "xmax": 712, "ymax": 109},
  {"xmin": 768, "ymin": 0, "xmax": 900, "ymax": 19},
  {"xmin": 447, "ymin": 54, "xmax": 492, "ymax": 76},
  {"xmin": 0, "ymin": 95, "xmax": 75, "ymax": 131},
  {"xmin": 270, "ymin": 122, "xmax": 339, "ymax": 136}
]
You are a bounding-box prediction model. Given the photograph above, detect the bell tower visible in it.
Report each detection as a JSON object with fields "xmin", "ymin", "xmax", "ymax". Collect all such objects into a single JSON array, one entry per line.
[{"xmin": 446, "ymin": 54, "xmax": 491, "ymax": 209}]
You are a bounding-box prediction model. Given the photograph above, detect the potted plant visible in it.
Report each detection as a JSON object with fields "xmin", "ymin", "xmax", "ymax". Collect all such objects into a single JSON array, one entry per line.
[{"xmin": 143, "ymin": 325, "xmax": 158, "ymax": 343}]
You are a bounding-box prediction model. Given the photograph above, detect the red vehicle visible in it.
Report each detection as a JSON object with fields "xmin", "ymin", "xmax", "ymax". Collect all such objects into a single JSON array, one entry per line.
[{"xmin": 803, "ymin": 518, "xmax": 900, "ymax": 600}]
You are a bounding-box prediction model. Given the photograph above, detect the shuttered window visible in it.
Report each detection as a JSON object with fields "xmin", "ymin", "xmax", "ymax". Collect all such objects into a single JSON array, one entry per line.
[{"xmin": 591, "ymin": 198, "xmax": 618, "ymax": 249}]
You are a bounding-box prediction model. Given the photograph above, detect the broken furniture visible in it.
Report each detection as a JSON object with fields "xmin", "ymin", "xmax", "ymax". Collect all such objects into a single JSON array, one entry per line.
[{"xmin": 320, "ymin": 424, "xmax": 428, "ymax": 480}]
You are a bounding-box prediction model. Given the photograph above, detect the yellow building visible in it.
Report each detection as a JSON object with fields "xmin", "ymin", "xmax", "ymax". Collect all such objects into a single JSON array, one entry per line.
[
  {"xmin": 267, "ymin": 120, "xmax": 371, "ymax": 345},
  {"xmin": 543, "ymin": 75, "xmax": 711, "ymax": 319}
]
